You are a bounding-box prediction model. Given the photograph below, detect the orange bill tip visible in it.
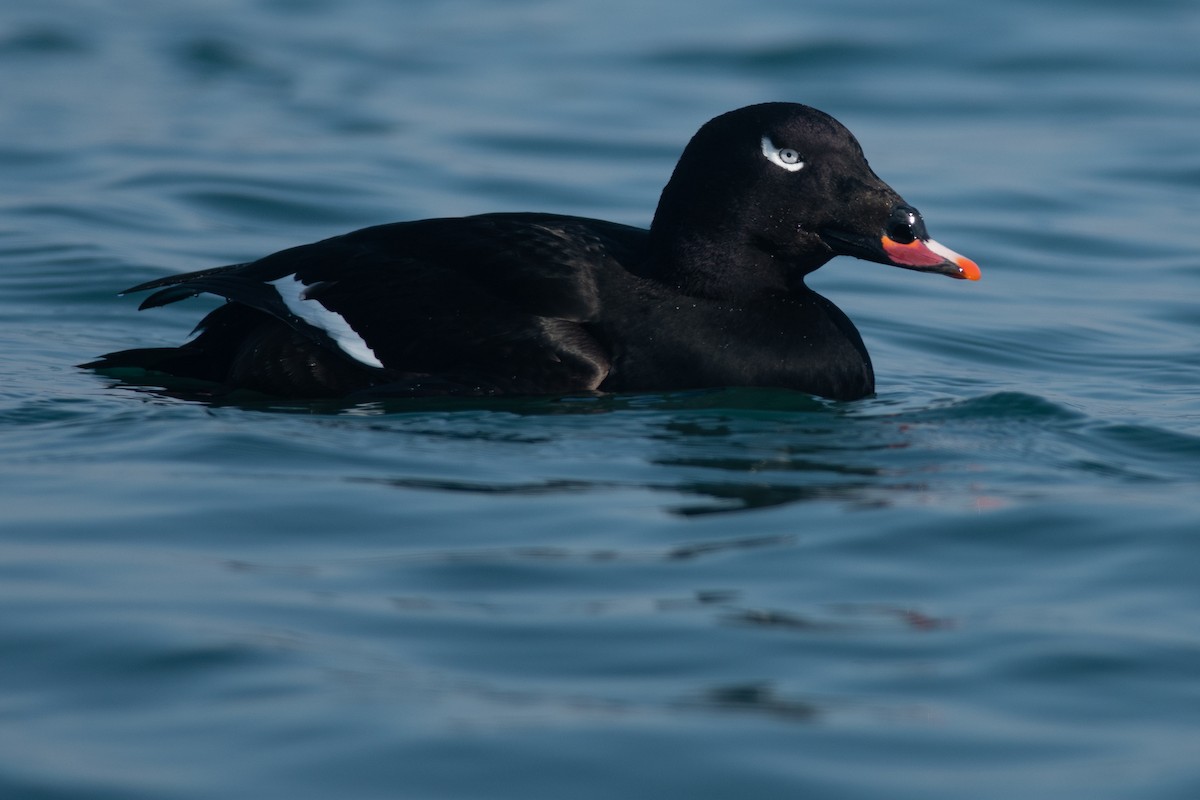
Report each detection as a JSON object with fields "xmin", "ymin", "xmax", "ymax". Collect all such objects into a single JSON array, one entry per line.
[
  {"xmin": 954, "ymin": 256, "xmax": 981, "ymax": 281},
  {"xmin": 882, "ymin": 236, "xmax": 981, "ymax": 281}
]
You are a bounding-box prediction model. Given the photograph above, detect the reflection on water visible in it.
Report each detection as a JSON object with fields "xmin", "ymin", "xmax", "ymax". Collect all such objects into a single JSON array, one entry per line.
[
  {"xmin": 96, "ymin": 381, "xmax": 947, "ymax": 513},
  {"xmin": 694, "ymin": 683, "xmax": 819, "ymax": 722}
]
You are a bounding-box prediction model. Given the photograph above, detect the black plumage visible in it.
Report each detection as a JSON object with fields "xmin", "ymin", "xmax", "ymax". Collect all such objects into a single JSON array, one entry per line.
[{"xmin": 85, "ymin": 103, "xmax": 979, "ymax": 401}]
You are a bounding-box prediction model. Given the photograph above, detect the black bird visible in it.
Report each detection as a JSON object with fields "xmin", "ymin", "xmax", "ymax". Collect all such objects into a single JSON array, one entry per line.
[{"xmin": 85, "ymin": 102, "xmax": 979, "ymax": 401}]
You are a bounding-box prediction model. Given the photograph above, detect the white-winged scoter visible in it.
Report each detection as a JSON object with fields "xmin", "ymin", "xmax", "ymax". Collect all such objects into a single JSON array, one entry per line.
[{"xmin": 85, "ymin": 102, "xmax": 980, "ymax": 401}]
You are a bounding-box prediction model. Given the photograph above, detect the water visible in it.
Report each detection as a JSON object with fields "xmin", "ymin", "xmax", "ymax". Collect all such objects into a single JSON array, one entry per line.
[{"xmin": 3, "ymin": 0, "xmax": 1200, "ymax": 797}]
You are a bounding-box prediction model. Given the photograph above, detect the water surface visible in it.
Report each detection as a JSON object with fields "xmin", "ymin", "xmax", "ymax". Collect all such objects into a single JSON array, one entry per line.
[{"xmin": 3, "ymin": 1, "xmax": 1200, "ymax": 797}]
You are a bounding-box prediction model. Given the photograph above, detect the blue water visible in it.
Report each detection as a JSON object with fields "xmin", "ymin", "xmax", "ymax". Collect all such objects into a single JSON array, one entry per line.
[{"xmin": 4, "ymin": 0, "xmax": 1200, "ymax": 797}]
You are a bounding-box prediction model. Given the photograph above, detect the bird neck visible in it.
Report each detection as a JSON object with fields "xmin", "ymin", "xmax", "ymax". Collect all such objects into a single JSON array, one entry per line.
[{"xmin": 647, "ymin": 218, "xmax": 832, "ymax": 302}]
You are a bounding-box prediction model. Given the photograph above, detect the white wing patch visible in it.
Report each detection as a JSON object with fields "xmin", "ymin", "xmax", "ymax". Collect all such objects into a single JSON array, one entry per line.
[
  {"xmin": 269, "ymin": 275, "xmax": 384, "ymax": 368},
  {"xmin": 761, "ymin": 135, "xmax": 806, "ymax": 172}
]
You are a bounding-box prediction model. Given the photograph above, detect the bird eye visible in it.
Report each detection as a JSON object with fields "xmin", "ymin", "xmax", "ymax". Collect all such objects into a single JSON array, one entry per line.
[{"xmin": 761, "ymin": 136, "xmax": 806, "ymax": 172}]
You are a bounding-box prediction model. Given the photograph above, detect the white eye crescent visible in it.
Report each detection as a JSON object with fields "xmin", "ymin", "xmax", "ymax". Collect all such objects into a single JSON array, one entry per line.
[{"xmin": 761, "ymin": 135, "xmax": 805, "ymax": 172}]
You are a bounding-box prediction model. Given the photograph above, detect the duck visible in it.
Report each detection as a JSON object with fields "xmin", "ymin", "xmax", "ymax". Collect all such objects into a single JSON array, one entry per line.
[{"xmin": 84, "ymin": 102, "xmax": 979, "ymax": 402}]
